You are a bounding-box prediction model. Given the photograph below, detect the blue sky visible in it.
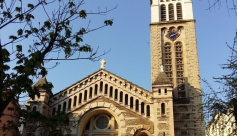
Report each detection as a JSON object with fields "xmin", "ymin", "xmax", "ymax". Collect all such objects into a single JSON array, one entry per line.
[{"xmin": 1, "ymin": 0, "xmax": 236, "ymax": 102}]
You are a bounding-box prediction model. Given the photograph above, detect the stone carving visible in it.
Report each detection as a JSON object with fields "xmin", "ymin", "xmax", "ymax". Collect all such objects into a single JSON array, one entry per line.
[
  {"xmin": 158, "ymin": 117, "xmax": 169, "ymax": 121},
  {"xmin": 158, "ymin": 123, "xmax": 169, "ymax": 130},
  {"xmin": 123, "ymin": 112, "xmax": 135, "ymax": 117},
  {"xmin": 126, "ymin": 119, "xmax": 150, "ymax": 125}
]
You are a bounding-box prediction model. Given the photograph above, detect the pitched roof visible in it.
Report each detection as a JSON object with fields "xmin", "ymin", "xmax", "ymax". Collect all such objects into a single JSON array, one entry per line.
[
  {"xmin": 0, "ymin": 97, "xmax": 10, "ymax": 118},
  {"xmin": 34, "ymin": 76, "xmax": 47, "ymax": 87},
  {"xmin": 34, "ymin": 76, "xmax": 52, "ymax": 95},
  {"xmin": 152, "ymin": 71, "xmax": 172, "ymax": 85}
]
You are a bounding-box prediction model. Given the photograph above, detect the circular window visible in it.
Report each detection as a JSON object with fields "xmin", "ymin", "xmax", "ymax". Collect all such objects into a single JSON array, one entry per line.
[{"xmin": 96, "ymin": 116, "xmax": 109, "ymax": 129}]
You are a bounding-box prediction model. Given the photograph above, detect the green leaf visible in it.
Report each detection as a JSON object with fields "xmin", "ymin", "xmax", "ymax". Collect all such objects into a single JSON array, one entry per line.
[
  {"xmin": 15, "ymin": 7, "xmax": 21, "ymax": 12},
  {"xmin": 16, "ymin": 45, "xmax": 22, "ymax": 52},
  {"xmin": 9, "ymin": 35, "xmax": 17, "ymax": 40},
  {"xmin": 79, "ymin": 44, "xmax": 92, "ymax": 52},
  {"xmin": 27, "ymin": 4, "xmax": 34, "ymax": 9},
  {"xmin": 17, "ymin": 29, "xmax": 23, "ymax": 36},
  {"xmin": 79, "ymin": 10, "xmax": 87, "ymax": 19},
  {"xmin": 104, "ymin": 20, "xmax": 113, "ymax": 26},
  {"xmin": 68, "ymin": 2, "xmax": 75, "ymax": 8},
  {"xmin": 44, "ymin": 21, "xmax": 51, "ymax": 29},
  {"xmin": 76, "ymin": 36, "xmax": 83, "ymax": 42}
]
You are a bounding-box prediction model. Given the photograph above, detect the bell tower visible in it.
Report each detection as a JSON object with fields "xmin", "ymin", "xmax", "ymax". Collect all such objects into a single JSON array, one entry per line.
[{"xmin": 150, "ymin": 0, "xmax": 205, "ymax": 135}]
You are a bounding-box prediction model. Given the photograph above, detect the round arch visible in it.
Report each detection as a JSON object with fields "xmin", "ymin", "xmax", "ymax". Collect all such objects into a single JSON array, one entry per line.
[
  {"xmin": 134, "ymin": 129, "xmax": 151, "ymax": 136},
  {"xmin": 77, "ymin": 107, "xmax": 125, "ymax": 136}
]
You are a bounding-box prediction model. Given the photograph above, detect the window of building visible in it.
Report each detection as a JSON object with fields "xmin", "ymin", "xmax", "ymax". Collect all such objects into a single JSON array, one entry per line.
[
  {"xmin": 158, "ymin": 89, "xmax": 161, "ymax": 94},
  {"xmin": 161, "ymin": 5, "xmax": 166, "ymax": 21},
  {"xmin": 141, "ymin": 102, "xmax": 144, "ymax": 114},
  {"xmin": 68, "ymin": 98, "xmax": 72, "ymax": 110},
  {"xmin": 147, "ymin": 105, "xmax": 150, "ymax": 117},
  {"xmin": 96, "ymin": 116, "xmax": 109, "ymax": 129},
  {"xmin": 109, "ymin": 86, "xmax": 113, "ymax": 97},
  {"xmin": 136, "ymin": 99, "xmax": 139, "ymax": 111},
  {"xmin": 125, "ymin": 94, "xmax": 128, "ymax": 105},
  {"xmin": 161, "ymin": 103, "xmax": 165, "ymax": 115},
  {"xmin": 79, "ymin": 93, "xmax": 82, "ymax": 104},
  {"xmin": 63, "ymin": 101, "xmax": 66, "ymax": 112},
  {"xmin": 89, "ymin": 87, "xmax": 93, "ymax": 98},
  {"xmin": 176, "ymin": 3, "xmax": 182, "ymax": 19},
  {"xmin": 100, "ymin": 81, "xmax": 103, "ymax": 92},
  {"xmin": 105, "ymin": 84, "xmax": 108, "ymax": 95},
  {"xmin": 119, "ymin": 91, "xmax": 123, "ymax": 103},
  {"xmin": 168, "ymin": 4, "xmax": 174, "ymax": 20},
  {"xmin": 165, "ymin": 89, "xmax": 167, "ymax": 94},
  {"xmin": 95, "ymin": 84, "xmax": 98, "ymax": 95},
  {"xmin": 130, "ymin": 97, "xmax": 134, "ymax": 109},
  {"xmin": 84, "ymin": 90, "xmax": 87, "ymax": 101},
  {"xmin": 115, "ymin": 89, "xmax": 118, "ymax": 100},
  {"xmin": 73, "ymin": 96, "xmax": 77, "ymax": 106},
  {"xmin": 58, "ymin": 104, "xmax": 61, "ymax": 113}
]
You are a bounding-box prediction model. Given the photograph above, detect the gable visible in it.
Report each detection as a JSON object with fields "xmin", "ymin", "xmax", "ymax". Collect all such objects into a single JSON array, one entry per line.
[{"xmin": 49, "ymin": 69, "xmax": 152, "ymax": 110}]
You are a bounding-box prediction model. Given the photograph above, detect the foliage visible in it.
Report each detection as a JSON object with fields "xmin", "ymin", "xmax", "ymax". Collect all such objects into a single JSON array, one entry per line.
[
  {"xmin": 0, "ymin": 0, "xmax": 115, "ymax": 135},
  {"xmin": 21, "ymin": 110, "xmax": 70, "ymax": 135},
  {"xmin": 203, "ymin": 31, "xmax": 237, "ymax": 133}
]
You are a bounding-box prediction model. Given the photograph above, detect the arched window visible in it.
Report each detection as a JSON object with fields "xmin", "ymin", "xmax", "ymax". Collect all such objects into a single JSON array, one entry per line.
[
  {"xmin": 63, "ymin": 101, "xmax": 66, "ymax": 112},
  {"xmin": 89, "ymin": 87, "xmax": 93, "ymax": 98},
  {"xmin": 147, "ymin": 105, "xmax": 150, "ymax": 117},
  {"xmin": 33, "ymin": 106, "xmax": 36, "ymax": 112},
  {"xmin": 158, "ymin": 89, "xmax": 161, "ymax": 94},
  {"xmin": 130, "ymin": 97, "xmax": 134, "ymax": 109},
  {"xmin": 73, "ymin": 96, "xmax": 77, "ymax": 106},
  {"xmin": 168, "ymin": 4, "xmax": 174, "ymax": 21},
  {"xmin": 176, "ymin": 3, "xmax": 182, "ymax": 20},
  {"xmin": 105, "ymin": 84, "xmax": 108, "ymax": 95},
  {"xmin": 100, "ymin": 81, "xmax": 103, "ymax": 92},
  {"xmin": 161, "ymin": 103, "xmax": 165, "ymax": 115},
  {"xmin": 109, "ymin": 86, "xmax": 113, "ymax": 97},
  {"xmin": 84, "ymin": 90, "xmax": 87, "ymax": 101},
  {"xmin": 68, "ymin": 98, "xmax": 72, "ymax": 110},
  {"xmin": 58, "ymin": 104, "xmax": 61, "ymax": 113},
  {"xmin": 79, "ymin": 93, "xmax": 82, "ymax": 104},
  {"xmin": 115, "ymin": 89, "xmax": 118, "ymax": 100},
  {"xmin": 163, "ymin": 132, "xmax": 166, "ymax": 136},
  {"xmin": 161, "ymin": 5, "xmax": 166, "ymax": 21},
  {"xmin": 95, "ymin": 84, "xmax": 98, "ymax": 95},
  {"xmin": 165, "ymin": 89, "xmax": 167, "ymax": 94},
  {"xmin": 119, "ymin": 91, "xmax": 123, "ymax": 102},
  {"xmin": 141, "ymin": 102, "xmax": 144, "ymax": 114},
  {"xmin": 136, "ymin": 99, "xmax": 139, "ymax": 111},
  {"xmin": 52, "ymin": 107, "xmax": 56, "ymax": 115},
  {"xmin": 125, "ymin": 94, "xmax": 128, "ymax": 105}
]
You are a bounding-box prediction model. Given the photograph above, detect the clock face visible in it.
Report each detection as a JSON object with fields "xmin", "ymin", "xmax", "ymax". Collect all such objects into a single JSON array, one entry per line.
[
  {"xmin": 166, "ymin": 30, "xmax": 180, "ymax": 41},
  {"xmin": 169, "ymin": 32, "xmax": 177, "ymax": 40}
]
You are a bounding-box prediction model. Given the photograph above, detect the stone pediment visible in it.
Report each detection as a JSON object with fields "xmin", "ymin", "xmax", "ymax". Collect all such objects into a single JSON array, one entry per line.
[{"xmin": 49, "ymin": 69, "xmax": 152, "ymax": 108}]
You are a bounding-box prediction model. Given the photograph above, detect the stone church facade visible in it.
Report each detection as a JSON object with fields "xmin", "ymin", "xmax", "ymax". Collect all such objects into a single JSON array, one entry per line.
[{"xmin": 24, "ymin": 0, "xmax": 205, "ymax": 135}]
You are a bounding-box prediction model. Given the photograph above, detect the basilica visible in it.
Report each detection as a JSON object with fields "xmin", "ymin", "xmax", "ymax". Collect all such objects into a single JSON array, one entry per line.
[{"xmin": 24, "ymin": 0, "xmax": 205, "ymax": 135}]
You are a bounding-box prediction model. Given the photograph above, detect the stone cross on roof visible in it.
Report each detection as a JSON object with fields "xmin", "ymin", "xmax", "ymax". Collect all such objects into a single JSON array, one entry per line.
[{"xmin": 100, "ymin": 59, "xmax": 106, "ymax": 69}]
